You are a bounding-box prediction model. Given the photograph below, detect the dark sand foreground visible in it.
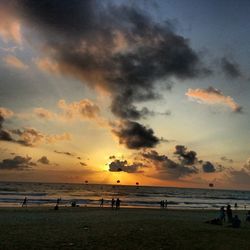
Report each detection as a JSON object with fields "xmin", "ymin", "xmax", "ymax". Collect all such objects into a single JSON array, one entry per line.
[{"xmin": 0, "ymin": 207, "xmax": 250, "ymax": 250}]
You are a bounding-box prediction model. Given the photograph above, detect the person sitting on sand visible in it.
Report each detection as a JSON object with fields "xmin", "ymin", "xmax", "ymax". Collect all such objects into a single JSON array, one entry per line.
[
  {"xmin": 54, "ymin": 198, "xmax": 61, "ymax": 210},
  {"xmin": 22, "ymin": 197, "xmax": 27, "ymax": 207},
  {"xmin": 232, "ymin": 215, "xmax": 241, "ymax": 228},
  {"xmin": 116, "ymin": 198, "xmax": 120, "ymax": 209},
  {"xmin": 219, "ymin": 206, "xmax": 226, "ymax": 222},
  {"xmin": 226, "ymin": 204, "xmax": 233, "ymax": 223}
]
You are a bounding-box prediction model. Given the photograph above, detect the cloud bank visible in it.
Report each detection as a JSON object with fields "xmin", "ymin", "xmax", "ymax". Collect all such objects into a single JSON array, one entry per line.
[
  {"xmin": 0, "ymin": 155, "xmax": 36, "ymax": 170},
  {"xmin": 37, "ymin": 156, "xmax": 50, "ymax": 165},
  {"xmin": 109, "ymin": 159, "xmax": 143, "ymax": 173},
  {"xmin": 1, "ymin": 0, "xmax": 210, "ymax": 150}
]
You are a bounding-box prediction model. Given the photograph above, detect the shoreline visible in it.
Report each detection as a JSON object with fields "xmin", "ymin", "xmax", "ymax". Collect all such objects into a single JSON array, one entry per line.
[{"xmin": 0, "ymin": 204, "xmax": 247, "ymax": 212}]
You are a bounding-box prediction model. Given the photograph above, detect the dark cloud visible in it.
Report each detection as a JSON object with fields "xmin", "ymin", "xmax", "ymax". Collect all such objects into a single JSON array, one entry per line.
[
  {"xmin": 157, "ymin": 160, "xmax": 198, "ymax": 179},
  {"xmin": 142, "ymin": 150, "xmax": 168, "ymax": 162},
  {"xmin": 109, "ymin": 159, "xmax": 143, "ymax": 173},
  {"xmin": 0, "ymin": 129, "xmax": 14, "ymax": 142},
  {"xmin": 221, "ymin": 156, "xmax": 233, "ymax": 163},
  {"xmin": 0, "ymin": 155, "xmax": 36, "ymax": 170},
  {"xmin": 80, "ymin": 162, "xmax": 87, "ymax": 166},
  {"xmin": 174, "ymin": 145, "xmax": 197, "ymax": 165},
  {"xmin": 142, "ymin": 150, "xmax": 198, "ymax": 179},
  {"xmin": 0, "ymin": 115, "xmax": 15, "ymax": 142},
  {"xmin": 159, "ymin": 159, "xmax": 198, "ymax": 179},
  {"xmin": 202, "ymin": 161, "xmax": 216, "ymax": 173},
  {"xmin": 221, "ymin": 57, "xmax": 241, "ymax": 78},
  {"xmin": 112, "ymin": 120, "xmax": 160, "ymax": 149},
  {"xmin": 0, "ymin": 114, "xmax": 44, "ymax": 146},
  {"xmin": 5, "ymin": 0, "xmax": 211, "ymax": 149},
  {"xmin": 0, "ymin": 124, "xmax": 70, "ymax": 147},
  {"xmin": 37, "ymin": 156, "xmax": 50, "ymax": 165},
  {"xmin": 54, "ymin": 150, "xmax": 75, "ymax": 157},
  {"xmin": 109, "ymin": 155, "xmax": 116, "ymax": 160}
]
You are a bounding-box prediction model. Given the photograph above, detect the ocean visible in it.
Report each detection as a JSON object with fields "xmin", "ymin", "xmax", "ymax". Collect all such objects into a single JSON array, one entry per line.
[{"xmin": 0, "ymin": 182, "xmax": 250, "ymax": 210}]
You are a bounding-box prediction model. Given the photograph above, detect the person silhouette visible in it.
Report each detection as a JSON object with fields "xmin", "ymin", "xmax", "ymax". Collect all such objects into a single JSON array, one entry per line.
[
  {"xmin": 116, "ymin": 198, "xmax": 120, "ymax": 209},
  {"xmin": 226, "ymin": 204, "xmax": 233, "ymax": 223},
  {"xmin": 219, "ymin": 206, "xmax": 225, "ymax": 222},
  {"xmin": 111, "ymin": 198, "xmax": 115, "ymax": 209},
  {"xmin": 165, "ymin": 200, "xmax": 168, "ymax": 209},
  {"xmin": 54, "ymin": 198, "xmax": 61, "ymax": 210},
  {"xmin": 234, "ymin": 203, "xmax": 238, "ymax": 210},
  {"xmin": 22, "ymin": 197, "xmax": 27, "ymax": 207},
  {"xmin": 100, "ymin": 198, "xmax": 104, "ymax": 207},
  {"xmin": 160, "ymin": 200, "xmax": 164, "ymax": 208}
]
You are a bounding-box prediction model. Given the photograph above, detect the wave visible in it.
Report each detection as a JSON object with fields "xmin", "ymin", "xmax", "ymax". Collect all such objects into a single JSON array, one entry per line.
[{"xmin": 1, "ymin": 182, "xmax": 250, "ymax": 209}]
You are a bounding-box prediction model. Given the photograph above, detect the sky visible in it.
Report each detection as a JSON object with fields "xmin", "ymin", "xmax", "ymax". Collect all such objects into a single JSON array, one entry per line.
[{"xmin": 0, "ymin": 0, "xmax": 250, "ymax": 189}]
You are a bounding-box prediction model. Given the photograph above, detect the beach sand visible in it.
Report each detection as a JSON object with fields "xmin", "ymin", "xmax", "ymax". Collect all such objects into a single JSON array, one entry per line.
[{"xmin": 0, "ymin": 207, "xmax": 249, "ymax": 250}]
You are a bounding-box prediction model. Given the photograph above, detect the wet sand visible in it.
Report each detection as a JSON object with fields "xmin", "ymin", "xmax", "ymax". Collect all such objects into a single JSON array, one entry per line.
[{"xmin": 0, "ymin": 207, "xmax": 249, "ymax": 250}]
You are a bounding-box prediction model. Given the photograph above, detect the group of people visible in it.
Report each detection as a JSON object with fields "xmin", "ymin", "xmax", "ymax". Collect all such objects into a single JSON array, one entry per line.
[
  {"xmin": 206, "ymin": 204, "xmax": 244, "ymax": 228},
  {"xmin": 22, "ymin": 196, "xmax": 122, "ymax": 210},
  {"xmin": 21, "ymin": 196, "xmax": 250, "ymax": 226},
  {"xmin": 160, "ymin": 200, "xmax": 168, "ymax": 209},
  {"xmin": 219, "ymin": 205, "xmax": 241, "ymax": 227},
  {"xmin": 101, "ymin": 198, "xmax": 121, "ymax": 209}
]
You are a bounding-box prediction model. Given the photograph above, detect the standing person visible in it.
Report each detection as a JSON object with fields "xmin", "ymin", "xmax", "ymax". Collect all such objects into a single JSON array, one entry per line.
[
  {"xmin": 219, "ymin": 206, "xmax": 226, "ymax": 222},
  {"xmin": 100, "ymin": 198, "xmax": 104, "ymax": 208},
  {"xmin": 111, "ymin": 198, "xmax": 115, "ymax": 209},
  {"xmin": 165, "ymin": 200, "xmax": 168, "ymax": 209},
  {"xmin": 71, "ymin": 201, "xmax": 76, "ymax": 207},
  {"xmin": 22, "ymin": 197, "xmax": 27, "ymax": 207},
  {"xmin": 160, "ymin": 200, "xmax": 164, "ymax": 208},
  {"xmin": 234, "ymin": 203, "xmax": 238, "ymax": 210},
  {"xmin": 226, "ymin": 205, "xmax": 233, "ymax": 222},
  {"xmin": 115, "ymin": 198, "xmax": 120, "ymax": 209}
]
